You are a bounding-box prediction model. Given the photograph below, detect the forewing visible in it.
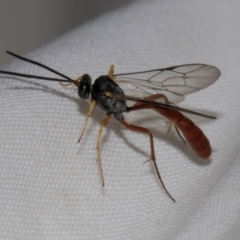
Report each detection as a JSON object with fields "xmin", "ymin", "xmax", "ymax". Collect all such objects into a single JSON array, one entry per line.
[{"xmin": 113, "ymin": 64, "xmax": 221, "ymax": 103}]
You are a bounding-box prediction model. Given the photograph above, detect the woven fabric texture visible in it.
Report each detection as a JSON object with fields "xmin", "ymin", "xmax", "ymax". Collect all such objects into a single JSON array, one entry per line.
[{"xmin": 1, "ymin": 0, "xmax": 240, "ymax": 239}]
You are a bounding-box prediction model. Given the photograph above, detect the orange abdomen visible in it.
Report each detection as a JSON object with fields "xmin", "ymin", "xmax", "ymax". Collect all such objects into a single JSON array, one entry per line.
[{"xmin": 157, "ymin": 108, "xmax": 212, "ymax": 159}]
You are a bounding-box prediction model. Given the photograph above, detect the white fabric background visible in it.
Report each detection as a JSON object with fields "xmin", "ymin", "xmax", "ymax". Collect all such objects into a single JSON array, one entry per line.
[{"xmin": 1, "ymin": 0, "xmax": 240, "ymax": 239}]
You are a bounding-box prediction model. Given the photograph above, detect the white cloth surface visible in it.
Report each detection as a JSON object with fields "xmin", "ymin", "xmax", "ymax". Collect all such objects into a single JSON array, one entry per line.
[{"xmin": 1, "ymin": 0, "xmax": 240, "ymax": 239}]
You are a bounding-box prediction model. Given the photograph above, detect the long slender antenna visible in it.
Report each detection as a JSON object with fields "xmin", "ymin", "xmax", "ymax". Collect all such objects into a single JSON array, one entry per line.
[
  {"xmin": 7, "ymin": 51, "xmax": 74, "ymax": 82},
  {"xmin": 0, "ymin": 70, "xmax": 70, "ymax": 82},
  {"xmin": 0, "ymin": 51, "xmax": 74, "ymax": 83}
]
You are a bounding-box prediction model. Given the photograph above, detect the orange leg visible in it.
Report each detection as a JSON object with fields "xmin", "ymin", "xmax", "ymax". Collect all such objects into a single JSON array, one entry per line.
[
  {"xmin": 129, "ymin": 99, "xmax": 212, "ymax": 158},
  {"xmin": 78, "ymin": 100, "xmax": 97, "ymax": 143},
  {"xmin": 96, "ymin": 114, "xmax": 111, "ymax": 186},
  {"xmin": 59, "ymin": 81, "xmax": 73, "ymax": 87},
  {"xmin": 166, "ymin": 123, "xmax": 186, "ymax": 144},
  {"xmin": 108, "ymin": 65, "xmax": 115, "ymax": 77},
  {"xmin": 120, "ymin": 120, "xmax": 175, "ymax": 202},
  {"xmin": 128, "ymin": 94, "xmax": 186, "ymax": 144}
]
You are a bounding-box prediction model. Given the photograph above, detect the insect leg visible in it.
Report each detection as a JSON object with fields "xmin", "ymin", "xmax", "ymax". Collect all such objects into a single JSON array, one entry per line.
[
  {"xmin": 129, "ymin": 94, "xmax": 186, "ymax": 143},
  {"xmin": 59, "ymin": 81, "xmax": 73, "ymax": 87},
  {"xmin": 120, "ymin": 120, "xmax": 175, "ymax": 202},
  {"xmin": 78, "ymin": 100, "xmax": 97, "ymax": 143},
  {"xmin": 174, "ymin": 126, "xmax": 186, "ymax": 144},
  {"xmin": 96, "ymin": 114, "xmax": 111, "ymax": 186},
  {"xmin": 108, "ymin": 65, "xmax": 115, "ymax": 77},
  {"xmin": 166, "ymin": 123, "xmax": 186, "ymax": 143}
]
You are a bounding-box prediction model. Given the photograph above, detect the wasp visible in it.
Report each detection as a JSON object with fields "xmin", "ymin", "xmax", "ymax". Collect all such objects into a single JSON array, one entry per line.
[{"xmin": 0, "ymin": 51, "xmax": 221, "ymax": 202}]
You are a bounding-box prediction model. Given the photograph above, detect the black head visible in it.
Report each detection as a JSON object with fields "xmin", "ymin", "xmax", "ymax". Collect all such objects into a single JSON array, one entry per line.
[{"xmin": 77, "ymin": 74, "xmax": 92, "ymax": 99}]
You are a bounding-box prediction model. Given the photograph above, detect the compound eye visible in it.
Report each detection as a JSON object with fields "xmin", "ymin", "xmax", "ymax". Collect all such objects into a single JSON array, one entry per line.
[{"xmin": 78, "ymin": 74, "xmax": 92, "ymax": 99}]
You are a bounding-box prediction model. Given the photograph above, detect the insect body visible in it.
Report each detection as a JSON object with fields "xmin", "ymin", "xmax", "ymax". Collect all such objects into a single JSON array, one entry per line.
[
  {"xmin": 91, "ymin": 75, "xmax": 127, "ymax": 120},
  {"xmin": 0, "ymin": 51, "xmax": 221, "ymax": 202},
  {"xmin": 156, "ymin": 107, "xmax": 211, "ymax": 158}
]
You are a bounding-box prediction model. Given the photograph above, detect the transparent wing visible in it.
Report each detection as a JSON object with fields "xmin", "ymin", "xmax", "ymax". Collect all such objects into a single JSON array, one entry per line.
[{"xmin": 113, "ymin": 64, "xmax": 221, "ymax": 103}]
